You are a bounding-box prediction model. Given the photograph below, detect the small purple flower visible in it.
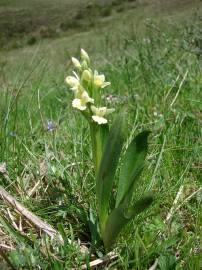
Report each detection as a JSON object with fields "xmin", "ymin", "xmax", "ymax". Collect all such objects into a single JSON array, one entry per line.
[{"xmin": 47, "ymin": 120, "xmax": 55, "ymax": 132}]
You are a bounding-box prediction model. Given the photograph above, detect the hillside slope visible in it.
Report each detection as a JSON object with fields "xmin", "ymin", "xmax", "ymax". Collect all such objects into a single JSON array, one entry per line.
[{"xmin": 0, "ymin": 0, "xmax": 201, "ymax": 50}]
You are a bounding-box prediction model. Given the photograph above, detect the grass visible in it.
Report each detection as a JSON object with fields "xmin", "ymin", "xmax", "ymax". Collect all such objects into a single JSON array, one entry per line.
[{"xmin": 0, "ymin": 0, "xmax": 202, "ymax": 269}]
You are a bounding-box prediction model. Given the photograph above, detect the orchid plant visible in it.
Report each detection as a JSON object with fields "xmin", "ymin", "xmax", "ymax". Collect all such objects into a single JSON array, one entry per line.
[{"xmin": 66, "ymin": 49, "xmax": 153, "ymax": 250}]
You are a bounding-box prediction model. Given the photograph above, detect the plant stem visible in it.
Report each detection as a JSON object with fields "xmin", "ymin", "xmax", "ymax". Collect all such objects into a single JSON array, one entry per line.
[
  {"xmin": 90, "ymin": 123, "xmax": 102, "ymax": 176},
  {"xmin": 90, "ymin": 123, "xmax": 97, "ymax": 174}
]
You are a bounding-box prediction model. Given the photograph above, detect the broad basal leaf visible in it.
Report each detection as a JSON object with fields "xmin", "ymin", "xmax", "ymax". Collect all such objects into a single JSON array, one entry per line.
[
  {"xmin": 103, "ymin": 194, "xmax": 153, "ymax": 250},
  {"xmin": 116, "ymin": 131, "xmax": 150, "ymax": 207}
]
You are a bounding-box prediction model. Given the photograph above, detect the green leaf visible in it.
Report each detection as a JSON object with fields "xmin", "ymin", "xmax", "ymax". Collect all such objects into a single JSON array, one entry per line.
[
  {"xmin": 103, "ymin": 194, "xmax": 153, "ymax": 250},
  {"xmin": 88, "ymin": 209, "xmax": 102, "ymax": 248},
  {"xmin": 96, "ymin": 113, "xmax": 125, "ymax": 234},
  {"xmin": 116, "ymin": 131, "xmax": 150, "ymax": 207}
]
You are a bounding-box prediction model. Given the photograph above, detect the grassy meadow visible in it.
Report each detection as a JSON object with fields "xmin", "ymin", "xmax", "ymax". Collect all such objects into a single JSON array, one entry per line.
[{"xmin": 0, "ymin": 0, "xmax": 202, "ymax": 269}]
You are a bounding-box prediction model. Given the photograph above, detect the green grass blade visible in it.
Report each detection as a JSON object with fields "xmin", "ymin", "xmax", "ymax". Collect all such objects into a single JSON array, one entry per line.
[
  {"xmin": 116, "ymin": 131, "xmax": 150, "ymax": 207},
  {"xmin": 96, "ymin": 113, "xmax": 125, "ymax": 235},
  {"xmin": 103, "ymin": 194, "xmax": 153, "ymax": 250}
]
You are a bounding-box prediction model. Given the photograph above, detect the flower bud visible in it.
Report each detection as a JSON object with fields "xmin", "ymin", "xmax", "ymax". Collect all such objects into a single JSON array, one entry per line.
[
  {"xmin": 65, "ymin": 76, "xmax": 79, "ymax": 89},
  {"xmin": 81, "ymin": 49, "xmax": 90, "ymax": 64},
  {"xmin": 72, "ymin": 57, "xmax": 82, "ymax": 69},
  {"xmin": 82, "ymin": 70, "xmax": 92, "ymax": 82}
]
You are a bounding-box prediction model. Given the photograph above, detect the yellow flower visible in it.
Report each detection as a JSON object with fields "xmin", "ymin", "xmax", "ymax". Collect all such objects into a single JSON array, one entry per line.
[
  {"xmin": 72, "ymin": 57, "xmax": 82, "ymax": 70},
  {"xmin": 65, "ymin": 75, "xmax": 79, "ymax": 90},
  {"xmin": 91, "ymin": 106, "xmax": 115, "ymax": 124},
  {"xmin": 82, "ymin": 69, "xmax": 92, "ymax": 82},
  {"xmin": 93, "ymin": 70, "xmax": 110, "ymax": 88},
  {"xmin": 81, "ymin": 49, "xmax": 90, "ymax": 64},
  {"xmin": 72, "ymin": 90, "xmax": 94, "ymax": 111}
]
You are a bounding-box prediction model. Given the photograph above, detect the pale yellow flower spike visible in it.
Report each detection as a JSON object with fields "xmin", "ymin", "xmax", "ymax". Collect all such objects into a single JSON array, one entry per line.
[{"xmin": 91, "ymin": 106, "xmax": 115, "ymax": 125}]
